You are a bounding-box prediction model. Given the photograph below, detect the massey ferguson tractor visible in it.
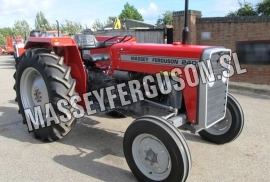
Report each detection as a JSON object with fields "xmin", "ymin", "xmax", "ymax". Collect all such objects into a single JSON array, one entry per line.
[{"xmin": 14, "ymin": 0, "xmax": 244, "ymax": 181}]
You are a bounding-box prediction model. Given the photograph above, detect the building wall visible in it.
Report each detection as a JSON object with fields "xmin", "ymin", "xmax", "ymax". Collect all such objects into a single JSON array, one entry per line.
[
  {"xmin": 173, "ymin": 10, "xmax": 202, "ymax": 45},
  {"xmin": 173, "ymin": 11, "xmax": 270, "ymax": 85},
  {"xmin": 196, "ymin": 17, "xmax": 270, "ymax": 52},
  {"xmin": 230, "ymin": 62, "xmax": 270, "ymax": 84}
]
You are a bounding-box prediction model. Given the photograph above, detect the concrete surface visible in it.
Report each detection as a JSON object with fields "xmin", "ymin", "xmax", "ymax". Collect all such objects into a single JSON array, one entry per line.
[
  {"xmin": 0, "ymin": 55, "xmax": 269, "ymax": 182},
  {"xmin": 229, "ymin": 81, "xmax": 270, "ymax": 95}
]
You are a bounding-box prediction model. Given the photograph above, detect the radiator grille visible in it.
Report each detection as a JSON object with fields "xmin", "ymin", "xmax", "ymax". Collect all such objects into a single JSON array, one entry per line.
[
  {"xmin": 206, "ymin": 52, "xmax": 229, "ymax": 126},
  {"xmin": 197, "ymin": 48, "xmax": 231, "ymax": 129}
]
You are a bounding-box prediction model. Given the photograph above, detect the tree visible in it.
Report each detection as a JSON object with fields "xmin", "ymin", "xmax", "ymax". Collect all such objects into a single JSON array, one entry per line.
[
  {"xmin": 257, "ymin": 0, "xmax": 270, "ymax": 15},
  {"xmin": 13, "ymin": 20, "xmax": 30, "ymax": 38},
  {"xmin": 0, "ymin": 33, "xmax": 5, "ymax": 45},
  {"xmin": 92, "ymin": 19, "xmax": 104, "ymax": 31},
  {"xmin": 0, "ymin": 27, "xmax": 14, "ymax": 38},
  {"xmin": 35, "ymin": 11, "xmax": 51, "ymax": 30},
  {"xmin": 226, "ymin": 0, "xmax": 258, "ymax": 17},
  {"xmin": 104, "ymin": 17, "xmax": 116, "ymax": 26},
  {"xmin": 156, "ymin": 11, "xmax": 173, "ymax": 25},
  {"xmin": 119, "ymin": 3, "xmax": 144, "ymax": 21},
  {"xmin": 61, "ymin": 20, "xmax": 83, "ymax": 35}
]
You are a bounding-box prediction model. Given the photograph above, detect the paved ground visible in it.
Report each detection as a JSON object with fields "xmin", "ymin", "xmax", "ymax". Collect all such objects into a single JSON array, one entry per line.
[{"xmin": 0, "ymin": 55, "xmax": 269, "ymax": 182}]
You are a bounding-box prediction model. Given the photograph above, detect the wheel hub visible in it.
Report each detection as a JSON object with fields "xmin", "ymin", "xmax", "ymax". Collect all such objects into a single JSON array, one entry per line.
[
  {"xmin": 20, "ymin": 67, "xmax": 49, "ymax": 114},
  {"xmin": 132, "ymin": 134, "xmax": 171, "ymax": 181},
  {"xmin": 145, "ymin": 149, "xmax": 158, "ymax": 164},
  {"xmin": 33, "ymin": 89, "xmax": 42, "ymax": 103},
  {"xmin": 206, "ymin": 109, "xmax": 232, "ymax": 135}
]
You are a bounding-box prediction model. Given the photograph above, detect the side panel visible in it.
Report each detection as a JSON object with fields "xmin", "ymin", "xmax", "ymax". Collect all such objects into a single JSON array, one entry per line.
[{"xmin": 110, "ymin": 43, "xmax": 210, "ymax": 123}]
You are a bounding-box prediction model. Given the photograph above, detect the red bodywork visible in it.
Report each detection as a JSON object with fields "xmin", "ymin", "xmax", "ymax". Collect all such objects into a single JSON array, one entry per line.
[
  {"xmin": 24, "ymin": 36, "xmax": 135, "ymax": 109},
  {"xmin": 91, "ymin": 36, "xmax": 137, "ymax": 69},
  {"xmin": 110, "ymin": 43, "xmax": 211, "ymax": 123},
  {"xmin": 14, "ymin": 36, "xmax": 25, "ymax": 57},
  {"xmin": 24, "ymin": 36, "xmax": 210, "ymax": 123},
  {"xmin": 5, "ymin": 36, "xmax": 14, "ymax": 54}
]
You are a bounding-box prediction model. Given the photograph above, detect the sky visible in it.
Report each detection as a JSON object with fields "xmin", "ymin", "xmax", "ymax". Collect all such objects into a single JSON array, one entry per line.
[{"xmin": 0, "ymin": 0, "xmax": 261, "ymax": 29}]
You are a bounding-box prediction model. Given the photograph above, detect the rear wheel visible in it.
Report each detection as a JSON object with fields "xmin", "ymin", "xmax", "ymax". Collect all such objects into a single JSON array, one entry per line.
[
  {"xmin": 124, "ymin": 116, "xmax": 191, "ymax": 182},
  {"xmin": 198, "ymin": 93, "xmax": 244, "ymax": 144},
  {"xmin": 14, "ymin": 48, "xmax": 77, "ymax": 141}
]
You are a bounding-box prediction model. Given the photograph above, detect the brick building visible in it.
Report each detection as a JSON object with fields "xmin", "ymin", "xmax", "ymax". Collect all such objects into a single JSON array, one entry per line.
[{"xmin": 173, "ymin": 10, "xmax": 270, "ymax": 85}]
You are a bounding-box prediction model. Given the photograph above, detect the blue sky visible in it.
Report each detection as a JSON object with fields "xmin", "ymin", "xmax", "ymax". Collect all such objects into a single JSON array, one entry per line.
[{"xmin": 0, "ymin": 0, "xmax": 260, "ymax": 29}]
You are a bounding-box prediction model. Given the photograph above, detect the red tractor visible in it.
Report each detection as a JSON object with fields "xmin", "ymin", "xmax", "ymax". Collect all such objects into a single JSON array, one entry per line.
[
  {"xmin": 14, "ymin": 1, "xmax": 244, "ymax": 181},
  {"xmin": 5, "ymin": 36, "xmax": 14, "ymax": 55}
]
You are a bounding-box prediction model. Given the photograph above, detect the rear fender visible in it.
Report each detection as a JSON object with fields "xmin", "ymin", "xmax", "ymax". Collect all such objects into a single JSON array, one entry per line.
[
  {"xmin": 23, "ymin": 42, "xmax": 87, "ymax": 109},
  {"xmin": 57, "ymin": 46, "xmax": 87, "ymax": 109}
]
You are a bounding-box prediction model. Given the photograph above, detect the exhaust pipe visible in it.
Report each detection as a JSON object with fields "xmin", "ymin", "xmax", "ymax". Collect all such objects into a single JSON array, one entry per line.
[
  {"xmin": 56, "ymin": 20, "xmax": 60, "ymax": 37},
  {"xmin": 182, "ymin": 0, "xmax": 189, "ymax": 45}
]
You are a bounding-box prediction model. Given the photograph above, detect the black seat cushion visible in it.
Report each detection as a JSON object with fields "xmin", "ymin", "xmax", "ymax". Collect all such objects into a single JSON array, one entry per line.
[{"xmin": 83, "ymin": 53, "xmax": 110, "ymax": 63}]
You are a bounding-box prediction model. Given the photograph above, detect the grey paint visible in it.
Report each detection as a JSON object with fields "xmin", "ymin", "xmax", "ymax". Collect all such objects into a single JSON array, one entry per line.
[{"xmin": 197, "ymin": 47, "xmax": 231, "ymax": 129}]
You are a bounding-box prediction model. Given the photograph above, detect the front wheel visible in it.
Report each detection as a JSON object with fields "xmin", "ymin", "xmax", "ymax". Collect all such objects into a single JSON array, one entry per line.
[
  {"xmin": 124, "ymin": 116, "xmax": 191, "ymax": 182},
  {"xmin": 198, "ymin": 93, "xmax": 244, "ymax": 144}
]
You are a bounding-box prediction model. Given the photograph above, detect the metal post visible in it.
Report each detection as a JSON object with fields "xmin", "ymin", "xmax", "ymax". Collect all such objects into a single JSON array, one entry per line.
[{"xmin": 181, "ymin": 0, "xmax": 189, "ymax": 45}]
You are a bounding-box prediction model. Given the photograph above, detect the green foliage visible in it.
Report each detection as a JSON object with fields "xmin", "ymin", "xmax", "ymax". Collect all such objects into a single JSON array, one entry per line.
[
  {"xmin": 0, "ymin": 27, "xmax": 14, "ymax": 38},
  {"xmin": 237, "ymin": 3, "xmax": 258, "ymax": 16},
  {"xmin": 13, "ymin": 20, "xmax": 30, "ymax": 38},
  {"xmin": 156, "ymin": 11, "xmax": 173, "ymax": 25},
  {"xmin": 61, "ymin": 20, "xmax": 83, "ymax": 34},
  {"xmin": 104, "ymin": 17, "xmax": 116, "ymax": 26},
  {"xmin": 257, "ymin": 0, "xmax": 270, "ymax": 15},
  {"xmin": 119, "ymin": 3, "xmax": 144, "ymax": 21},
  {"xmin": 35, "ymin": 11, "xmax": 51, "ymax": 30},
  {"xmin": 92, "ymin": 19, "xmax": 104, "ymax": 31},
  {"xmin": 226, "ymin": 1, "xmax": 258, "ymax": 17},
  {"xmin": 0, "ymin": 33, "xmax": 5, "ymax": 45}
]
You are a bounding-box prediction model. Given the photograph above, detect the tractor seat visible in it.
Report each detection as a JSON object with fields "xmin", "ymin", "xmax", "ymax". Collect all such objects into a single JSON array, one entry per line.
[
  {"xmin": 83, "ymin": 53, "xmax": 110, "ymax": 63},
  {"xmin": 74, "ymin": 34, "xmax": 106, "ymax": 50}
]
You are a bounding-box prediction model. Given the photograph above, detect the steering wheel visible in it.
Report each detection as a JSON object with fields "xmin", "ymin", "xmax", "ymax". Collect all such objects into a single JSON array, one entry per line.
[{"xmin": 103, "ymin": 35, "xmax": 133, "ymax": 45}]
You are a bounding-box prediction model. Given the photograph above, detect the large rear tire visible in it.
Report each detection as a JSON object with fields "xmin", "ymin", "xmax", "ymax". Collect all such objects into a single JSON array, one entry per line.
[
  {"xmin": 124, "ymin": 116, "xmax": 191, "ymax": 182},
  {"xmin": 198, "ymin": 93, "xmax": 244, "ymax": 144},
  {"xmin": 14, "ymin": 48, "xmax": 77, "ymax": 142}
]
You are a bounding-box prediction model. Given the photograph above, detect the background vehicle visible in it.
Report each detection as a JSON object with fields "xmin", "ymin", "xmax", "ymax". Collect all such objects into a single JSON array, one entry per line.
[
  {"xmin": 40, "ymin": 30, "xmax": 61, "ymax": 37},
  {"xmin": 13, "ymin": 36, "xmax": 25, "ymax": 61},
  {"xmin": 5, "ymin": 36, "xmax": 14, "ymax": 55},
  {"xmin": 13, "ymin": 0, "xmax": 244, "ymax": 181},
  {"xmin": 0, "ymin": 46, "xmax": 6, "ymax": 55}
]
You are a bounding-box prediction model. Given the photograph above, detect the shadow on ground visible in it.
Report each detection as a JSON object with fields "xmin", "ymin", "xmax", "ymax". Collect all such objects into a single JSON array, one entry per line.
[
  {"xmin": 0, "ymin": 58, "xmax": 16, "ymax": 69},
  {"xmin": 230, "ymin": 90, "xmax": 270, "ymax": 100},
  {"xmin": 0, "ymin": 104, "xmax": 209, "ymax": 181}
]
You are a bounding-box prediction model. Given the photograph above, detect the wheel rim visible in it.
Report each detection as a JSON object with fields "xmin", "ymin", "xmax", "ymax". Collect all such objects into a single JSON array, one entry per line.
[
  {"xmin": 206, "ymin": 109, "xmax": 232, "ymax": 135},
  {"xmin": 20, "ymin": 67, "xmax": 49, "ymax": 114},
  {"xmin": 132, "ymin": 134, "xmax": 171, "ymax": 181}
]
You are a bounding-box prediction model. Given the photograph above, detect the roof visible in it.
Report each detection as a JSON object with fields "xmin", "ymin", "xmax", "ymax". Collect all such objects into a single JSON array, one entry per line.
[{"xmin": 102, "ymin": 18, "xmax": 156, "ymax": 30}]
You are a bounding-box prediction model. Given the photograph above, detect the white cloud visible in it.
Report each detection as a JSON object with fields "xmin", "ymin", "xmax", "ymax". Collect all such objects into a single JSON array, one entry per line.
[
  {"xmin": 0, "ymin": 0, "xmax": 54, "ymax": 28},
  {"xmin": 139, "ymin": 3, "xmax": 159, "ymax": 17},
  {"xmin": 138, "ymin": 3, "xmax": 162, "ymax": 24},
  {"xmin": 0, "ymin": 0, "xmax": 104, "ymax": 29}
]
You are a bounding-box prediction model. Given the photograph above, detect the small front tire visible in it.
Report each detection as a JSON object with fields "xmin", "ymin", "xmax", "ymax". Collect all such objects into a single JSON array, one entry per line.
[
  {"xmin": 198, "ymin": 93, "xmax": 244, "ymax": 144},
  {"xmin": 124, "ymin": 116, "xmax": 191, "ymax": 182}
]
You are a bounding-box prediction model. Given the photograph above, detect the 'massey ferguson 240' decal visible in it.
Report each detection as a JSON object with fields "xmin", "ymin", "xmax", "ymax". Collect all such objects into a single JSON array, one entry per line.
[{"xmin": 120, "ymin": 54, "xmax": 199, "ymax": 66}]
